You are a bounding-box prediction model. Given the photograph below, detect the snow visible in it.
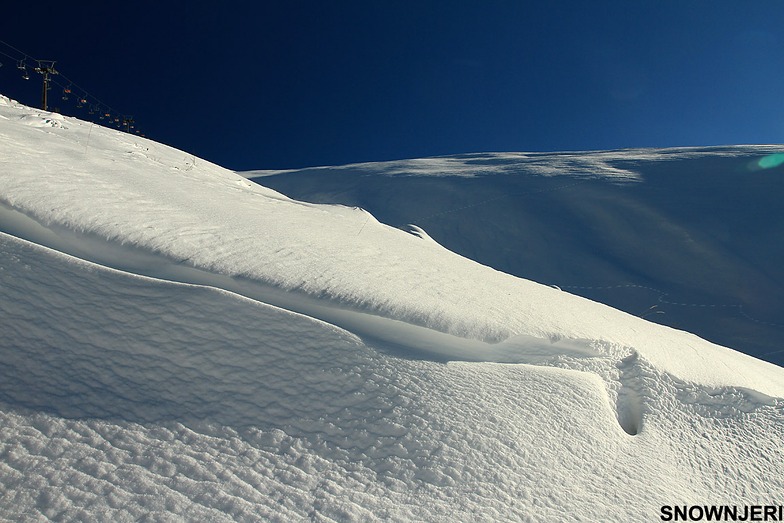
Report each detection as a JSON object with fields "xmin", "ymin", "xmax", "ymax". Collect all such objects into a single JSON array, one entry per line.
[
  {"xmin": 247, "ymin": 147, "xmax": 784, "ymax": 367},
  {"xmin": 1, "ymin": 94, "xmax": 783, "ymax": 520}
]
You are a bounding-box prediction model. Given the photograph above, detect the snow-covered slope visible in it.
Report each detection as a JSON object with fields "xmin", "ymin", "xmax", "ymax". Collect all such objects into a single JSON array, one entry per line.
[
  {"xmin": 247, "ymin": 149, "xmax": 784, "ymax": 367},
  {"xmin": 1, "ymin": 95, "xmax": 783, "ymax": 520}
]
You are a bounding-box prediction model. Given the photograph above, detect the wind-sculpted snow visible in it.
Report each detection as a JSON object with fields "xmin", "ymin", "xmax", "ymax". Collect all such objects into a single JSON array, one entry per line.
[
  {"xmin": 0, "ymin": 95, "xmax": 780, "ymax": 396},
  {"xmin": 1, "ymin": 95, "xmax": 784, "ymax": 519},
  {"xmin": 249, "ymin": 146, "xmax": 784, "ymax": 366},
  {"xmin": 1, "ymin": 234, "xmax": 783, "ymax": 521},
  {"xmin": 0, "ymin": 203, "xmax": 601, "ymax": 365}
]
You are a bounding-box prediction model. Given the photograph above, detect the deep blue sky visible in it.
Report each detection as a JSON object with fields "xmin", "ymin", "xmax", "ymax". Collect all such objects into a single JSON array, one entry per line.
[{"xmin": 2, "ymin": 1, "xmax": 784, "ymax": 169}]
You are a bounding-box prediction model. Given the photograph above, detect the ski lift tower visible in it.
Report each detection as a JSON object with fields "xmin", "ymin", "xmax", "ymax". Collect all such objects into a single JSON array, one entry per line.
[{"xmin": 34, "ymin": 60, "xmax": 58, "ymax": 111}]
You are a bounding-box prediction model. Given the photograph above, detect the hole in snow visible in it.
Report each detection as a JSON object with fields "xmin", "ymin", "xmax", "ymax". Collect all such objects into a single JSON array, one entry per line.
[{"xmin": 615, "ymin": 352, "xmax": 644, "ymax": 436}]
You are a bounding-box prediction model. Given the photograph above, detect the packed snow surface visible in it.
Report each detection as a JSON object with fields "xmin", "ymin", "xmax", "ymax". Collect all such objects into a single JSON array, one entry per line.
[{"xmin": 1, "ymin": 95, "xmax": 783, "ymax": 520}]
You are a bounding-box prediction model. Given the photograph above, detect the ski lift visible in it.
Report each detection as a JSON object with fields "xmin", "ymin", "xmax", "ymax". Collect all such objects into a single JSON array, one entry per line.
[
  {"xmin": 62, "ymin": 85, "xmax": 72, "ymax": 101},
  {"xmin": 88, "ymin": 104, "xmax": 96, "ymax": 115},
  {"xmin": 17, "ymin": 60, "xmax": 29, "ymax": 80},
  {"xmin": 76, "ymin": 97, "xmax": 86, "ymax": 109}
]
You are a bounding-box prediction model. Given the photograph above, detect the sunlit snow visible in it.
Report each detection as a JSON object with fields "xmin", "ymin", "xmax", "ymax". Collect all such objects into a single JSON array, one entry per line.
[
  {"xmin": 1, "ymin": 95, "xmax": 782, "ymax": 521},
  {"xmin": 249, "ymin": 147, "xmax": 784, "ymax": 367}
]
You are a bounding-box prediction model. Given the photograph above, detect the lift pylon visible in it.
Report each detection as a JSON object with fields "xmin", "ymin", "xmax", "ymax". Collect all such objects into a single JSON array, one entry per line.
[{"xmin": 34, "ymin": 60, "xmax": 58, "ymax": 111}]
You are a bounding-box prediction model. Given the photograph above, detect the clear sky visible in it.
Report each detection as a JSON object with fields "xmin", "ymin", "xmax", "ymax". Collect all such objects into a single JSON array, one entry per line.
[{"xmin": 2, "ymin": 1, "xmax": 784, "ymax": 170}]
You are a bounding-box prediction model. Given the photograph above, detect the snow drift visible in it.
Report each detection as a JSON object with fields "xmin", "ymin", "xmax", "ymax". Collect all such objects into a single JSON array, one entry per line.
[
  {"xmin": 1, "ymin": 95, "xmax": 782, "ymax": 520},
  {"xmin": 247, "ymin": 148, "xmax": 784, "ymax": 367}
]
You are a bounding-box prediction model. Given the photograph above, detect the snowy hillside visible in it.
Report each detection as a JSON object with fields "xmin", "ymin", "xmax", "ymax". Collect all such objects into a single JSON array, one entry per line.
[
  {"xmin": 247, "ymin": 149, "xmax": 784, "ymax": 368},
  {"xmin": 1, "ymin": 95, "xmax": 783, "ymax": 520}
]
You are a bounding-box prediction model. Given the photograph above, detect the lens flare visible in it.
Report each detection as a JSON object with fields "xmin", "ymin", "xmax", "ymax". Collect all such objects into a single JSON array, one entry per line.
[{"xmin": 757, "ymin": 153, "xmax": 784, "ymax": 169}]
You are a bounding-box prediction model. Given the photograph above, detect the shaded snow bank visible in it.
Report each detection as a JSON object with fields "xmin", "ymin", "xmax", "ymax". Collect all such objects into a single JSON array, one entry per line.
[{"xmin": 2, "ymin": 232, "xmax": 782, "ymax": 521}]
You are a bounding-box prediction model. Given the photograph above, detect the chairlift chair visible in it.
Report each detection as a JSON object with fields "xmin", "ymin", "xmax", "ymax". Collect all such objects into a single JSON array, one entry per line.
[{"xmin": 17, "ymin": 60, "xmax": 29, "ymax": 80}]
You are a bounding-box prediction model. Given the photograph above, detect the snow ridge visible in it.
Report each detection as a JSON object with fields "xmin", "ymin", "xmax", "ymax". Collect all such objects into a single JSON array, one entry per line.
[
  {"xmin": 249, "ymin": 143, "xmax": 784, "ymax": 367},
  {"xmin": 1, "ymin": 95, "xmax": 783, "ymax": 520}
]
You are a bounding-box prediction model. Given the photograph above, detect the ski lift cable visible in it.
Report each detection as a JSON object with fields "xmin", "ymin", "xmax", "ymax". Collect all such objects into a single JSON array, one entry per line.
[
  {"xmin": 0, "ymin": 48, "xmax": 20, "ymax": 62},
  {"xmin": 52, "ymin": 74, "xmax": 128, "ymax": 121},
  {"xmin": 2, "ymin": 39, "xmax": 141, "ymax": 134},
  {"xmin": 1, "ymin": 39, "xmax": 120, "ymax": 118},
  {"xmin": 57, "ymin": 72, "xmax": 126, "ymax": 118},
  {"xmin": 0, "ymin": 39, "xmax": 33, "ymax": 60},
  {"xmin": 0, "ymin": 52, "xmax": 32, "ymax": 80},
  {"xmin": 50, "ymin": 75, "xmax": 138, "ymax": 133}
]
